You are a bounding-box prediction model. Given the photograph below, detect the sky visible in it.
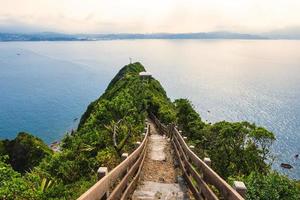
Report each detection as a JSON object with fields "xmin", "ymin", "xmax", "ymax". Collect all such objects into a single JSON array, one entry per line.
[{"xmin": 0, "ymin": 0, "xmax": 300, "ymax": 33}]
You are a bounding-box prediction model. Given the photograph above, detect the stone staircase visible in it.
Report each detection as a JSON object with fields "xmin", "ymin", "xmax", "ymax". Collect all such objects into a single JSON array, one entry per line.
[{"xmin": 132, "ymin": 122, "xmax": 189, "ymax": 200}]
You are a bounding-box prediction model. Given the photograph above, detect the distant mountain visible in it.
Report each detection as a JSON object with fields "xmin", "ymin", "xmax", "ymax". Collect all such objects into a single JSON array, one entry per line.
[
  {"xmin": 0, "ymin": 32, "xmax": 88, "ymax": 41},
  {"xmin": 79, "ymin": 32, "xmax": 267, "ymax": 40},
  {"xmin": 3, "ymin": 31, "xmax": 300, "ymax": 41},
  {"xmin": 262, "ymin": 27, "xmax": 300, "ymax": 39}
]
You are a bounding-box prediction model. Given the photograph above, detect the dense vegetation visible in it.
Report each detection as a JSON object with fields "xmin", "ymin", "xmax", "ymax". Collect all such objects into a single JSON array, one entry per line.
[
  {"xmin": 174, "ymin": 98, "xmax": 300, "ymax": 199},
  {"xmin": 0, "ymin": 132, "xmax": 52, "ymax": 173},
  {"xmin": 0, "ymin": 62, "xmax": 299, "ymax": 199}
]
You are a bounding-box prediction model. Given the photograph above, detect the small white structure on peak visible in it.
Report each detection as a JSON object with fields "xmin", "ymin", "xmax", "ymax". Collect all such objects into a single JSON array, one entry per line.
[
  {"xmin": 139, "ymin": 71, "xmax": 152, "ymax": 77},
  {"xmin": 139, "ymin": 71, "xmax": 152, "ymax": 82}
]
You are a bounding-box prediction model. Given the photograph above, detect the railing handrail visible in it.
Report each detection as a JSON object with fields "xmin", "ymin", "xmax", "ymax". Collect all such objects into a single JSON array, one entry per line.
[
  {"xmin": 150, "ymin": 114, "xmax": 244, "ymax": 200},
  {"xmin": 173, "ymin": 128, "xmax": 244, "ymax": 200},
  {"xmin": 77, "ymin": 124, "xmax": 150, "ymax": 200}
]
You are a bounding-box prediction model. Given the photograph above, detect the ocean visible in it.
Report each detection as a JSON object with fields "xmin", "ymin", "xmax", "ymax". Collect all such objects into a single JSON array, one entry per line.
[{"xmin": 0, "ymin": 40, "xmax": 299, "ymax": 179}]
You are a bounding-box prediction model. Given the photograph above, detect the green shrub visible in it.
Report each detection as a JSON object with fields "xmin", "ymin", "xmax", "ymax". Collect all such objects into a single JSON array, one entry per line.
[
  {"xmin": 0, "ymin": 132, "xmax": 52, "ymax": 173},
  {"xmin": 243, "ymin": 172, "xmax": 300, "ymax": 200},
  {"xmin": 0, "ymin": 156, "xmax": 40, "ymax": 200}
]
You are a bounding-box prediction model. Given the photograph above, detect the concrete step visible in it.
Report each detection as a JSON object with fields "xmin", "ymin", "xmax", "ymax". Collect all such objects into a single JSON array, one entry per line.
[
  {"xmin": 132, "ymin": 181, "xmax": 189, "ymax": 200},
  {"xmin": 149, "ymin": 134, "xmax": 167, "ymax": 161}
]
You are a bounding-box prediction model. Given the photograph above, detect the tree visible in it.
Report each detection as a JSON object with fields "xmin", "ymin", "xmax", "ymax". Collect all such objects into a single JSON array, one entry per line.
[
  {"xmin": 0, "ymin": 132, "xmax": 52, "ymax": 173},
  {"xmin": 249, "ymin": 127, "xmax": 275, "ymax": 161},
  {"xmin": 174, "ymin": 99, "xmax": 205, "ymax": 140},
  {"xmin": 204, "ymin": 121, "xmax": 273, "ymax": 178}
]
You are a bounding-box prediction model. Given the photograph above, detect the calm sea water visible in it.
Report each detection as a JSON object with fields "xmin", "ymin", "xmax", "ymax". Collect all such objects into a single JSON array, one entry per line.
[{"xmin": 0, "ymin": 40, "xmax": 299, "ymax": 179}]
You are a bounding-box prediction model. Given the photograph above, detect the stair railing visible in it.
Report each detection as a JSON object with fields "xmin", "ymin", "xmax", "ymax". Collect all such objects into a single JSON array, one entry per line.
[
  {"xmin": 77, "ymin": 123, "xmax": 150, "ymax": 200},
  {"xmin": 150, "ymin": 113, "xmax": 246, "ymax": 200}
]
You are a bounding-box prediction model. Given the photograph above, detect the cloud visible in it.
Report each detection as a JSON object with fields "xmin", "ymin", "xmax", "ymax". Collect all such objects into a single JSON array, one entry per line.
[
  {"xmin": 0, "ymin": 0, "xmax": 300, "ymax": 33},
  {"xmin": 0, "ymin": 16, "xmax": 54, "ymax": 33}
]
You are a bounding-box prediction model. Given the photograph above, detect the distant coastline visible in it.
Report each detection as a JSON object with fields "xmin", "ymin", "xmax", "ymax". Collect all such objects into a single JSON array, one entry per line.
[{"xmin": 1, "ymin": 31, "xmax": 300, "ymax": 41}]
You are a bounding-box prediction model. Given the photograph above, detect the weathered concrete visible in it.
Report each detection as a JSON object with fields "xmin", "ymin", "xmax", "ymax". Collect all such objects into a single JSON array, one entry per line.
[
  {"xmin": 132, "ymin": 120, "xmax": 190, "ymax": 200},
  {"xmin": 132, "ymin": 181, "xmax": 189, "ymax": 200},
  {"xmin": 149, "ymin": 134, "xmax": 167, "ymax": 161}
]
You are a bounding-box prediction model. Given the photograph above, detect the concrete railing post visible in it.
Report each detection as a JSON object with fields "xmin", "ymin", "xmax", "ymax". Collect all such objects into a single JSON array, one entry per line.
[
  {"xmin": 188, "ymin": 145, "xmax": 195, "ymax": 163},
  {"xmin": 233, "ymin": 181, "xmax": 247, "ymax": 198},
  {"xmin": 97, "ymin": 167, "xmax": 108, "ymax": 200},
  {"xmin": 169, "ymin": 124, "xmax": 173, "ymax": 138},
  {"xmin": 169, "ymin": 124, "xmax": 174, "ymax": 139},
  {"xmin": 121, "ymin": 153, "xmax": 129, "ymax": 172},
  {"xmin": 121, "ymin": 153, "xmax": 129, "ymax": 171},
  {"xmin": 121, "ymin": 152, "xmax": 129, "ymax": 186},
  {"xmin": 135, "ymin": 141, "xmax": 141, "ymax": 148},
  {"xmin": 204, "ymin": 157, "xmax": 211, "ymax": 167},
  {"xmin": 121, "ymin": 153, "xmax": 129, "ymax": 161},
  {"xmin": 173, "ymin": 126, "xmax": 177, "ymax": 139},
  {"xmin": 97, "ymin": 167, "xmax": 108, "ymax": 180},
  {"xmin": 203, "ymin": 157, "xmax": 211, "ymax": 183}
]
